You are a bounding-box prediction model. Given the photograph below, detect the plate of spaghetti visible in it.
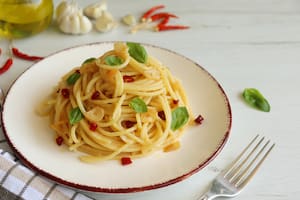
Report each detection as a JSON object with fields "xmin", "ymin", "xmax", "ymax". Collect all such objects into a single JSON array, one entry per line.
[{"xmin": 2, "ymin": 42, "xmax": 232, "ymax": 193}]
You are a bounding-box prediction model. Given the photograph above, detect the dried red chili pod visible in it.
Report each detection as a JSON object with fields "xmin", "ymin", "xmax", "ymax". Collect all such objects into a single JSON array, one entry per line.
[
  {"xmin": 156, "ymin": 24, "xmax": 190, "ymax": 31},
  {"xmin": 12, "ymin": 47, "xmax": 44, "ymax": 61},
  {"xmin": 141, "ymin": 4, "xmax": 165, "ymax": 22},
  {"xmin": 0, "ymin": 58, "xmax": 13, "ymax": 75},
  {"xmin": 150, "ymin": 12, "xmax": 178, "ymax": 22}
]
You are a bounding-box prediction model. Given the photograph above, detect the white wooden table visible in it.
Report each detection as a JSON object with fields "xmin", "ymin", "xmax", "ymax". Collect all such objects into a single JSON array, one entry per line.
[{"xmin": 1, "ymin": 0, "xmax": 299, "ymax": 199}]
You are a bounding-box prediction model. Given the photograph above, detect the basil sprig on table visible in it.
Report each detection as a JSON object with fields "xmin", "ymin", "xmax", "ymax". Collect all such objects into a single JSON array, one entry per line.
[
  {"xmin": 243, "ymin": 88, "xmax": 270, "ymax": 112},
  {"xmin": 69, "ymin": 107, "xmax": 83, "ymax": 125},
  {"xmin": 171, "ymin": 107, "xmax": 189, "ymax": 131},
  {"xmin": 127, "ymin": 42, "xmax": 148, "ymax": 63},
  {"xmin": 104, "ymin": 55, "xmax": 124, "ymax": 66},
  {"xmin": 129, "ymin": 97, "xmax": 148, "ymax": 113}
]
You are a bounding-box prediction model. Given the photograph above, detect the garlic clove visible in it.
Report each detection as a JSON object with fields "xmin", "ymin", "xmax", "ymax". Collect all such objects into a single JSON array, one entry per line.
[
  {"xmin": 84, "ymin": 1, "xmax": 107, "ymax": 19},
  {"xmin": 122, "ymin": 14, "xmax": 136, "ymax": 26},
  {"xmin": 79, "ymin": 13, "xmax": 93, "ymax": 33},
  {"xmin": 95, "ymin": 11, "xmax": 117, "ymax": 33}
]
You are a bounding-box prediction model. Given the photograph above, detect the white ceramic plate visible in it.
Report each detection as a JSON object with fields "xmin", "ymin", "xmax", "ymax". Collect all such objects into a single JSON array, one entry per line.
[{"xmin": 2, "ymin": 42, "xmax": 231, "ymax": 193}]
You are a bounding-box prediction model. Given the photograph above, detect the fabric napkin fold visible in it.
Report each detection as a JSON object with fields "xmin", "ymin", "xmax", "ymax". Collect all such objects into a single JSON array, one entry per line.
[{"xmin": 0, "ymin": 149, "xmax": 95, "ymax": 200}]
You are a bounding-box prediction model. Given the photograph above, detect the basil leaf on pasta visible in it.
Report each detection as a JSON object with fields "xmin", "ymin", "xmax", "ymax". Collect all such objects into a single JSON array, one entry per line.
[
  {"xmin": 129, "ymin": 97, "xmax": 148, "ymax": 113},
  {"xmin": 69, "ymin": 107, "xmax": 83, "ymax": 125},
  {"xmin": 127, "ymin": 42, "xmax": 148, "ymax": 63},
  {"xmin": 82, "ymin": 57, "xmax": 96, "ymax": 65},
  {"xmin": 243, "ymin": 88, "xmax": 270, "ymax": 112},
  {"xmin": 66, "ymin": 71, "xmax": 80, "ymax": 85},
  {"xmin": 104, "ymin": 55, "xmax": 124, "ymax": 66},
  {"xmin": 171, "ymin": 107, "xmax": 189, "ymax": 131}
]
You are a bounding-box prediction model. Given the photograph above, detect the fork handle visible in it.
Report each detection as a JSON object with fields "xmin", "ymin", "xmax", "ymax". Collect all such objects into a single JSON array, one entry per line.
[{"xmin": 198, "ymin": 191, "xmax": 218, "ymax": 200}]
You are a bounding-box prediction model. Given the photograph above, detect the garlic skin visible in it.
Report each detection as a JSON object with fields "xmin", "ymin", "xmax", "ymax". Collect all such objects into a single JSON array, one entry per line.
[
  {"xmin": 83, "ymin": 1, "xmax": 107, "ymax": 19},
  {"xmin": 59, "ymin": 10, "xmax": 92, "ymax": 34},
  {"xmin": 95, "ymin": 11, "xmax": 117, "ymax": 33}
]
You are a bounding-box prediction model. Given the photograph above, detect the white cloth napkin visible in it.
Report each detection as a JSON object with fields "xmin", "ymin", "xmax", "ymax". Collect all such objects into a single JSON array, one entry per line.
[{"xmin": 0, "ymin": 149, "xmax": 95, "ymax": 200}]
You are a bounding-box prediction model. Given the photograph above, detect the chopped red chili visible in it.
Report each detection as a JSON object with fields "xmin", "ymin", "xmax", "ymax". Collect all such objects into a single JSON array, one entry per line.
[
  {"xmin": 122, "ymin": 120, "xmax": 136, "ymax": 128},
  {"xmin": 121, "ymin": 157, "xmax": 132, "ymax": 165},
  {"xmin": 156, "ymin": 24, "xmax": 190, "ymax": 31},
  {"xmin": 0, "ymin": 58, "xmax": 13, "ymax": 75},
  {"xmin": 141, "ymin": 5, "xmax": 165, "ymax": 22},
  {"xmin": 89, "ymin": 122, "xmax": 98, "ymax": 131},
  {"xmin": 194, "ymin": 114, "xmax": 204, "ymax": 124},
  {"xmin": 150, "ymin": 12, "xmax": 178, "ymax": 22},
  {"xmin": 123, "ymin": 75, "xmax": 135, "ymax": 83},
  {"xmin": 61, "ymin": 88, "xmax": 70, "ymax": 98},
  {"xmin": 12, "ymin": 47, "xmax": 44, "ymax": 61},
  {"xmin": 91, "ymin": 91, "xmax": 100, "ymax": 100},
  {"xmin": 158, "ymin": 111, "xmax": 166, "ymax": 120},
  {"xmin": 173, "ymin": 99, "xmax": 179, "ymax": 105},
  {"xmin": 56, "ymin": 136, "xmax": 64, "ymax": 146}
]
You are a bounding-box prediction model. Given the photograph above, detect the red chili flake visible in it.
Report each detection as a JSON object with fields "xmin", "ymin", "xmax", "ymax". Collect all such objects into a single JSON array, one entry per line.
[
  {"xmin": 89, "ymin": 122, "xmax": 98, "ymax": 131},
  {"xmin": 158, "ymin": 111, "xmax": 166, "ymax": 120},
  {"xmin": 12, "ymin": 47, "xmax": 43, "ymax": 61},
  {"xmin": 123, "ymin": 75, "xmax": 135, "ymax": 83},
  {"xmin": 121, "ymin": 157, "xmax": 132, "ymax": 165},
  {"xmin": 0, "ymin": 58, "xmax": 13, "ymax": 75},
  {"xmin": 141, "ymin": 5, "xmax": 165, "ymax": 22},
  {"xmin": 122, "ymin": 120, "xmax": 136, "ymax": 128},
  {"xmin": 173, "ymin": 99, "xmax": 179, "ymax": 105},
  {"xmin": 56, "ymin": 136, "xmax": 64, "ymax": 146},
  {"xmin": 75, "ymin": 69, "xmax": 80, "ymax": 74},
  {"xmin": 91, "ymin": 91, "xmax": 100, "ymax": 100},
  {"xmin": 61, "ymin": 88, "xmax": 70, "ymax": 98},
  {"xmin": 194, "ymin": 114, "xmax": 204, "ymax": 124}
]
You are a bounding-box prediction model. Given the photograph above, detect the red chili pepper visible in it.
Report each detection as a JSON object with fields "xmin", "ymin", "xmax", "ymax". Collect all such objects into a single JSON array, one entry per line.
[
  {"xmin": 12, "ymin": 47, "xmax": 44, "ymax": 61},
  {"xmin": 121, "ymin": 157, "xmax": 132, "ymax": 165},
  {"xmin": 56, "ymin": 136, "xmax": 64, "ymax": 146},
  {"xmin": 156, "ymin": 24, "xmax": 190, "ymax": 31},
  {"xmin": 141, "ymin": 5, "xmax": 165, "ymax": 22},
  {"xmin": 89, "ymin": 122, "xmax": 98, "ymax": 131},
  {"xmin": 150, "ymin": 12, "xmax": 178, "ymax": 22},
  {"xmin": 123, "ymin": 75, "xmax": 135, "ymax": 83},
  {"xmin": 0, "ymin": 58, "xmax": 13, "ymax": 75},
  {"xmin": 158, "ymin": 16, "xmax": 171, "ymax": 26},
  {"xmin": 194, "ymin": 114, "xmax": 204, "ymax": 124}
]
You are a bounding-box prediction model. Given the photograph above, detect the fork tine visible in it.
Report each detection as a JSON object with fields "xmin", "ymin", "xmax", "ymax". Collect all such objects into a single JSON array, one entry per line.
[
  {"xmin": 223, "ymin": 134, "xmax": 260, "ymax": 179},
  {"xmin": 235, "ymin": 140, "xmax": 275, "ymax": 188}
]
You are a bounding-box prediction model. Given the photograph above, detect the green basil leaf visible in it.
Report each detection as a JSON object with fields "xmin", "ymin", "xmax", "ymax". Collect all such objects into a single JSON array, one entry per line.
[
  {"xmin": 82, "ymin": 57, "xmax": 96, "ymax": 65},
  {"xmin": 243, "ymin": 88, "xmax": 270, "ymax": 112},
  {"xmin": 129, "ymin": 97, "xmax": 148, "ymax": 113},
  {"xmin": 66, "ymin": 72, "xmax": 81, "ymax": 85},
  {"xmin": 69, "ymin": 107, "xmax": 83, "ymax": 125},
  {"xmin": 104, "ymin": 55, "xmax": 124, "ymax": 66},
  {"xmin": 127, "ymin": 42, "xmax": 148, "ymax": 63},
  {"xmin": 171, "ymin": 107, "xmax": 189, "ymax": 131}
]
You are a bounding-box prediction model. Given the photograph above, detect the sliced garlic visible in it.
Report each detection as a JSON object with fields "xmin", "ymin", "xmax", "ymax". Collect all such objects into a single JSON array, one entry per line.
[
  {"xmin": 83, "ymin": 1, "xmax": 107, "ymax": 19},
  {"xmin": 122, "ymin": 14, "xmax": 136, "ymax": 26},
  {"xmin": 95, "ymin": 11, "xmax": 117, "ymax": 33}
]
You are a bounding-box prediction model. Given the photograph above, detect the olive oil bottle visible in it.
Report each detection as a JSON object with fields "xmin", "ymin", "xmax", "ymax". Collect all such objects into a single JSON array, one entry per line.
[{"xmin": 0, "ymin": 0, "xmax": 53, "ymax": 38}]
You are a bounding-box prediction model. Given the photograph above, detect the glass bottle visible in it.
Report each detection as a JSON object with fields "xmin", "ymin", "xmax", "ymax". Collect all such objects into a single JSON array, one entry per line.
[{"xmin": 0, "ymin": 0, "xmax": 53, "ymax": 39}]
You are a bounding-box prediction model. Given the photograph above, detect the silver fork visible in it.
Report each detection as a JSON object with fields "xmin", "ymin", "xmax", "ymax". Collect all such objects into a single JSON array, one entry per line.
[{"xmin": 198, "ymin": 134, "xmax": 275, "ymax": 200}]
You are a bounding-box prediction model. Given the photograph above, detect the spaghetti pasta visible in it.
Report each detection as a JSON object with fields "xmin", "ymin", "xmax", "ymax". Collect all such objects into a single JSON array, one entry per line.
[{"xmin": 37, "ymin": 42, "xmax": 193, "ymax": 164}]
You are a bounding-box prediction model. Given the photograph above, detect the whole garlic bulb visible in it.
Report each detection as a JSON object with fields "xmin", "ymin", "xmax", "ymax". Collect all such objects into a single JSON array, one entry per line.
[
  {"xmin": 83, "ymin": 1, "xmax": 107, "ymax": 19},
  {"xmin": 56, "ymin": 0, "xmax": 79, "ymax": 23},
  {"xmin": 59, "ymin": 10, "xmax": 92, "ymax": 34}
]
